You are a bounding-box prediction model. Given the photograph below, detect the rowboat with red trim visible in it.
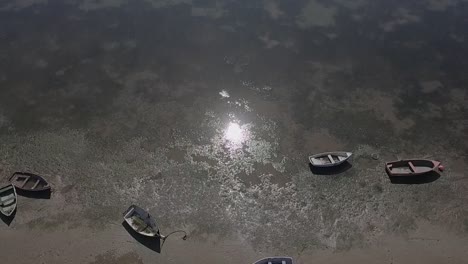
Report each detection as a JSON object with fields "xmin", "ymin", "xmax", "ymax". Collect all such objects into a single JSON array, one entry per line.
[{"xmin": 385, "ymin": 159, "xmax": 443, "ymax": 177}]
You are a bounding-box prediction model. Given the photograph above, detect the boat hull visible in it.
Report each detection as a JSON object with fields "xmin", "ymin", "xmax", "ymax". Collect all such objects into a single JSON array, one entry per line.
[
  {"xmin": 0, "ymin": 184, "xmax": 17, "ymax": 217},
  {"xmin": 123, "ymin": 205, "xmax": 159, "ymax": 237},
  {"xmin": 309, "ymin": 151, "xmax": 352, "ymax": 167},
  {"xmin": 9, "ymin": 172, "xmax": 51, "ymax": 192},
  {"xmin": 253, "ymin": 257, "xmax": 294, "ymax": 264},
  {"xmin": 386, "ymin": 159, "xmax": 441, "ymax": 177}
]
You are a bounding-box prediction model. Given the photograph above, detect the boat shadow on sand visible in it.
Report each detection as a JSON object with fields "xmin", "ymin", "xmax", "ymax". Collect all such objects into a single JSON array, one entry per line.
[
  {"xmin": 16, "ymin": 189, "xmax": 51, "ymax": 199},
  {"xmin": 309, "ymin": 161, "xmax": 352, "ymax": 175},
  {"xmin": 122, "ymin": 221, "xmax": 162, "ymax": 253},
  {"xmin": 0, "ymin": 209, "xmax": 16, "ymax": 226},
  {"xmin": 388, "ymin": 171, "xmax": 441, "ymax": 184}
]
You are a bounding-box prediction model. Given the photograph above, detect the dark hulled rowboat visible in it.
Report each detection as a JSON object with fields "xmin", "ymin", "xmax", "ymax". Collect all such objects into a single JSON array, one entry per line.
[
  {"xmin": 9, "ymin": 172, "xmax": 51, "ymax": 192},
  {"xmin": 0, "ymin": 184, "xmax": 17, "ymax": 216},
  {"xmin": 123, "ymin": 205, "xmax": 160, "ymax": 237},
  {"xmin": 309, "ymin": 151, "xmax": 352, "ymax": 167}
]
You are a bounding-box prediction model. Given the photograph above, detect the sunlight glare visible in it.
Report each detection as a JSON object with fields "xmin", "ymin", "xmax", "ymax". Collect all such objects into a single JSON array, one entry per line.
[{"xmin": 225, "ymin": 122, "xmax": 243, "ymax": 144}]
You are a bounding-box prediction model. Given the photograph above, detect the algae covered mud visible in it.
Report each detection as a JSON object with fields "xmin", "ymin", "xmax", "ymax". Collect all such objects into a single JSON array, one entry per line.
[{"xmin": 0, "ymin": 0, "xmax": 467, "ymax": 263}]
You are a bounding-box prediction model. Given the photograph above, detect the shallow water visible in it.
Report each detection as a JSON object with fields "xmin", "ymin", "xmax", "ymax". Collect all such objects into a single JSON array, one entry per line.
[{"xmin": 0, "ymin": 0, "xmax": 467, "ymax": 263}]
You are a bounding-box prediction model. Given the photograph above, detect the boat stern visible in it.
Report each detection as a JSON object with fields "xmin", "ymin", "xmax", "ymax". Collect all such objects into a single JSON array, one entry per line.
[
  {"xmin": 385, "ymin": 162, "xmax": 394, "ymax": 175},
  {"xmin": 431, "ymin": 160, "xmax": 443, "ymax": 171},
  {"xmin": 123, "ymin": 205, "xmax": 136, "ymax": 218}
]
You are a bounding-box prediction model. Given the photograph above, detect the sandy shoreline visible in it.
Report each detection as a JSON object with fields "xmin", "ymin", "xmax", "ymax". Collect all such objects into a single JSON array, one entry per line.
[{"xmin": 2, "ymin": 220, "xmax": 467, "ymax": 263}]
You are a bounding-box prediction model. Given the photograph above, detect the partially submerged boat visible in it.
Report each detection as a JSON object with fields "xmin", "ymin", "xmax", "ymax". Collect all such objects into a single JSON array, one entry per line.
[
  {"xmin": 309, "ymin": 151, "xmax": 352, "ymax": 167},
  {"xmin": 9, "ymin": 172, "xmax": 51, "ymax": 192},
  {"xmin": 386, "ymin": 159, "xmax": 443, "ymax": 177},
  {"xmin": 0, "ymin": 184, "xmax": 17, "ymax": 216},
  {"xmin": 123, "ymin": 205, "xmax": 160, "ymax": 237},
  {"xmin": 253, "ymin": 257, "xmax": 294, "ymax": 264}
]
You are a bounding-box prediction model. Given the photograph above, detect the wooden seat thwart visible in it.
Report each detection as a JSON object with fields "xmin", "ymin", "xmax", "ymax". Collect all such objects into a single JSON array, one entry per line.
[
  {"xmin": 0, "ymin": 194, "xmax": 14, "ymax": 202},
  {"xmin": 408, "ymin": 162, "xmax": 416, "ymax": 172},
  {"xmin": 20, "ymin": 176, "xmax": 30, "ymax": 188},
  {"xmin": 0, "ymin": 193, "xmax": 15, "ymax": 205},
  {"xmin": 328, "ymin": 155, "xmax": 334, "ymax": 163},
  {"xmin": 3, "ymin": 198, "xmax": 15, "ymax": 206},
  {"xmin": 31, "ymin": 179, "xmax": 41, "ymax": 190}
]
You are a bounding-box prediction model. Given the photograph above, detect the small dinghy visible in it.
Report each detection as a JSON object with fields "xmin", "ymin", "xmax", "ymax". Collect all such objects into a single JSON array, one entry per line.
[
  {"xmin": 253, "ymin": 257, "xmax": 294, "ymax": 264},
  {"xmin": 0, "ymin": 184, "xmax": 17, "ymax": 216},
  {"xmin": 309, "ymin": 151, "xmax": 352, "ymax": 167},
  {"xmin": 123, "ymin": 205, "xmax": 160, "ymax": 237},
  {"xmin": 9, "ymin": 172, "xmax": 51, "ymax": 192},
  {"xmin": 386, "ymin": 159, "xmax": 443, "ymax": 177}
]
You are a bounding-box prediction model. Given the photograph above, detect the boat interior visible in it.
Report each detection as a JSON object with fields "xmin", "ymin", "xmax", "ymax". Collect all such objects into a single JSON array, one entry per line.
[
  {"xmin": 13, "ymin": 175, "xmax": 47, "ymax": 190},
  {"xmin": 0, "ymin": 186, "xmax": 16, "ymax": 213},
  {"xmin": 388, "ymin": 160, "xmax": 435, "ymax": 174}
]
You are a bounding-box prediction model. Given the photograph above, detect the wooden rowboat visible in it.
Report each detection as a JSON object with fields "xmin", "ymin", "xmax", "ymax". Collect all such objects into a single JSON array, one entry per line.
[
  {"xmin": 385, "ymin": 159, "xmax": 443, "ymax": 177},
  {"xmin": 253, "ymin": 257, "xmax": 294, "ymax": 264},
  {"xmin": 309, "ymin": 151, "xmax": 352, "ymax": 167},
  {"xmin": 9, "ymin": 172, "xmax": 51, "ymax": 192},
  {"xmin": 0, "ymin": 184, "xmax": 17, "ymax": 216},
  {"xmin": 123, "ymin": 205, "xmax": 160, "ymax": 237}
]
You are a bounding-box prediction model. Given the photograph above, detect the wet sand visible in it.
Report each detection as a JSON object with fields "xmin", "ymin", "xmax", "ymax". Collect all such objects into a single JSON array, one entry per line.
[
  {"xmin": 1, "ymin": 221, "xmax": 468, "ymax": 263},
  {"xmin": 0, "ymin": 0, "xmax": 468, "ymax": 263}
]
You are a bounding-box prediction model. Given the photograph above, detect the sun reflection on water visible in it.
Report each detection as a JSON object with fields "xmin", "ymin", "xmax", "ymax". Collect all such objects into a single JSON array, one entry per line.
[{"xmin": 224, "ymin": 122, "xmax": 249, "ymax": 149}]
